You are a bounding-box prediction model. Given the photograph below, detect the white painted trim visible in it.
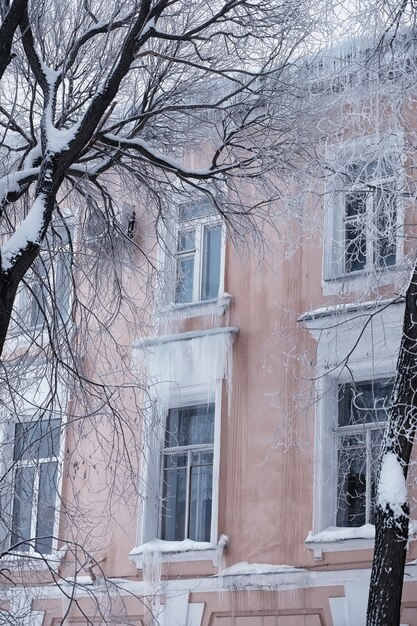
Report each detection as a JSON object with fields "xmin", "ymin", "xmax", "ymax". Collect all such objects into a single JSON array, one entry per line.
[
  {"xmin": 134, "ymin": 325, "xmax": 239, "ymax": 349},
  {"xmin": 302, "ymin": 300, "xmax": 403, "ymax": 535},
  {"xmin": 134, "ymin": 328, "xmax": 237, "ymax": 561},
  {"xmin": 322, "ymin": 131, "xmax": 405, "ymax": 294},
  {"xmin": 129, "ymin": 539, "xmax": 226, "ymax": 568},
  {"xmin": 13, "ymin": 562, "xmax": 417, "ymax": 601},
  {"xmin": 306, "ymin": 537, "xmax": 374, "ymax": 555},
  {"xmin": 159, "ymin": 292, "xmax": 232, "ymax": 320}
]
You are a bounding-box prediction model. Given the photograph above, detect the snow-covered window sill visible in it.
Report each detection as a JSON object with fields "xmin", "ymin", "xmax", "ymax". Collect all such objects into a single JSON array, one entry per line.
[
  {"xmin": 1, "ymin": 550, "xmax": 64, "ymax": 572},
  {"xmin": 305, "ymin": 525, "xmax": 376, "ymax": 559},
  {"xmin": 129, "ymin": 536, "xmax": 228, "ymax": 569},
  {"xmin": 160, "ymin": 293, "xmax": 232, "ymax": 320}
]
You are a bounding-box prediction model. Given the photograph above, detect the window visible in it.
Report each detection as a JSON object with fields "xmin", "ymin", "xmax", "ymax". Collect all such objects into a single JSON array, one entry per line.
[
  {"xmin": 19, "ymin": 228, "xmax": 72, "ymax": 329},
  {"xmin": 343, "ymin": 159, "xmax": 397, "ymax": 273},
  {"xmin": 175, "ymin": 203, "xmax": 223, "ymax": 304},
  {"xmin": 336, "ymin": 379, "xmax": 393, "ymax": 527},
  {"xmin": 10, "ymin": 418, "xmax": 61, "ymax": 554},
  {"xmin": 323, "ymin": 144, "xmax": 402, "ymax": 284},
  {"xmin": 160, "ymin": 403, "xmax": 214, "ymax": 542}
]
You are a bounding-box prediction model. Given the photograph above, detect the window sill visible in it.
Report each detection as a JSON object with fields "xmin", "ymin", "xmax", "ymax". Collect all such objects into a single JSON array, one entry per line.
[
  {"xmin": 1, "ymin": 548, "xmax": 65, "ymax": 572},
  {"xmin": 129, "ymin": 535, "xmax": 228, "ymax": 569},
  {"xmin": 322, "ymin": 265, "xmax": 401, "ymax": 296},
  {"xmin": 305, "ymin": 525, "xmax": 376, "ymax": 559},
  {"xmin": 160, "ymin": 293, "xmax": 232, "ymax": 319}
]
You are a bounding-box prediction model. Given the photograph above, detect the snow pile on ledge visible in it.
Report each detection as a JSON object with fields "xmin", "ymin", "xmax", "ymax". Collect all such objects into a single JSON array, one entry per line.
[
  {"xmin": 130, "ymin": 538, "xmax": 212, "ymax": 555},
  {"xmin": 377, "ymin": 452, "xmax": 407, "ymax": 518},
  {"xmin": 219, "ymin": 562, "xmax": 305, "ymax": 576},
  {"xmin": 306, "ymin": 524, "xmax": 375, "ymax": 543}
]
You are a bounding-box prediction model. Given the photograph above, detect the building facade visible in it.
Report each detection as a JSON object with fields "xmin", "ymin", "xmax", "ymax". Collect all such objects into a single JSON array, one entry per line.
[{"xmin": 3, "ymin": 44, "xmax": 417, "ymax": 626}]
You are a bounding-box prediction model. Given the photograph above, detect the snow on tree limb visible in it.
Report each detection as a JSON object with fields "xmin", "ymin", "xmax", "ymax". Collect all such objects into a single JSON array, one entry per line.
[{"xmin": 1, "ymin": 194, "xmax": 45, "ymax": 270}]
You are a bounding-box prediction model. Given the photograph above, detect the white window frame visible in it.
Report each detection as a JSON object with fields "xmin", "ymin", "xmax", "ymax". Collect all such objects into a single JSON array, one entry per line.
[
  {"xmin": 322, "ymin": 136, "xmax": 404, "ymax": 293},
  {"xmin": 175, "ymin": 212, "xmax": 225, "ymax": 306},
  {"xmin": 10, "ymin": 417, "xmax": 62, "ymax": 556},
  {"xmin": 158, "ymin": 386, "xmax": 221, "ymax": 546},
  {"xmin": 0, "ymin": 413, "xmax": 65, "ymax": 561},
  {"xmin": 14, "ymin": 227, "xmax": 73, "ymax": 333},
  {"xmin": 300, "ymin": 299, "xmax": 403, "ymax": 554},
  {"xmin": 335, "ymin": 378, "xmax": 392, "ymax": 528},
  {"xmin": 130, "ymin": 327, "xmax": 238, "ymax": 567}
]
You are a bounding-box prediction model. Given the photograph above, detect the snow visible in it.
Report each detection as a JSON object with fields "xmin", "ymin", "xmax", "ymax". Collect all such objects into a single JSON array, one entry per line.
[
  {"xmin": 135, "ymin": 326, "xmax": 238, "ymax": 409},
  {"xmin": 40, "ymin": 61, "xmax": 59, "ymax": 85},
  {"xmin": 141, "ymin": 17, "xmax": 156, "ymax": 36},
  {"xmin": 0, "ymin": 168, "xmax": 40, "ymax": 203},
  {"xmin": 377, "ymin": 452, "xmax": 407, "ymax": 518},
  {"xmin": 306, "ymin": 524, "xmax": 375, "ymax": 543},
  {"xmin": 1, "ymin": 194, "xmax": 46, "ymax": 270},
  {"xmin": 137, "ymin": 325, "xmax": 238, "ymax": 348},
  {"xmin": 130, "ymin": 538, "xmax": 213, "ymax": 556},
  {"xmin": 102, "ymin": 133, "xmax": 212, "ymax": 176},
  {"xmin": 219, "ymin": 562, "xmax": 305, "ymax": 576},
  {"xmin": 46, "ymin": 122, "xmax": 81, "ymax": 153},
  {"xmin": 298, "ymin": 297, "xmax": 403, "ymax": 322}
]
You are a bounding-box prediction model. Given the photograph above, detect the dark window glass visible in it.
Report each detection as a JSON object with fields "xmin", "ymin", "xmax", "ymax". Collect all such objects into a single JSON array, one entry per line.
[
  {"xmin": 35, "ymin": 461, "xmax": 59, "ymax": 554},
  {"xmin": 14, "ymin": 419, "xmax": 61, "ymax": 461},
  {"xmin": 345, "ymin": 192, "xmax": 367, "ymax": 272},
  {"xmin": 11, "ymin": 466, "xmax": 35, "ymax": 552},
  {"xmin": 165, "ymin": 405, "xmax": 215, "ymax": 448},
  {"xmin": 338, "ymin": 380, "xmax": 393, "ymax": 427},
  {"xmin": 336, "ymin": 380, "xmax": 392, "ymax": 527},
  {"xmin": 11, "ymin": 419, "xmax": 61, "ymax": 553},
  {"xmin": 201, "ymin": 225, "xmax": 221, "ymax": 301},
  {"xmin": 161, "ymin": 405, "xmax": 215, "ymax": 542}
]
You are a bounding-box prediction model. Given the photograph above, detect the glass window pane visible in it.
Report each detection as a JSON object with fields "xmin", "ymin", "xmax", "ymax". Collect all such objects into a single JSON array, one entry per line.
[
  {"xmin": 165, "ymin": 405, "xmax": 215, "ymax": 448},
  {"xmin": 35, "ymin": 461, "xmax": 58, "ymax": 554},
  {"xmin": 161, "ymin": 462, "xmax": 187, "ymax": 541},
  {"xmin": 345, "ymin": 222, "xmax": 367, "ymax": 272},
  {"xmin": 189, "ymin": 463, "xmax": 213, "ymax": 542},
  {"xmin": 175, "ymin": 256, "xmax": 194, "ymax": 303},
  {"xmin": 338, "ymin": 380, "xmax": 393, "ymax": 427},
  {"xmin": 14, "ymin": 419, "xmax": 61, "ymax": 461},
  {"xmin": 11, "ymin": 466, "xmax": 35, "ymax": 552},
  {"xmin": 178, "ymin": 230, "xmax": 195, "ymax": 253},
  {"xmin": 375, "ymin": 189, "xmax": 396, "ymax": 268},
  {"xmin": 201, "ymin": 225, "xmax": 221, "ymax": 301},
  {"xmin": 55, "ymin": 252, "xmax": 72, "ymax": 322},
  {"xmin": 29, "ymin": 258, "xmax": 50, "ymax": 328},
  {"xmin": 337, "ymin": 437, "xmax": 367, "ymax": 527},
  {"xmin": 179, "ymin": 202, "xmax": 216, "ymax": 222},
  {"xmin": 346, "ymin": 191, "xmax": 367, "ymax": 218}
]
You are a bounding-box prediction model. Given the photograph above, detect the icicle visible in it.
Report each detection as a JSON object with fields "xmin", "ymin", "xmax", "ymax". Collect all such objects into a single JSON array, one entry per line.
[{"xmin": 142, "ymin": 547, "xmax": 162, "ymax": 622}]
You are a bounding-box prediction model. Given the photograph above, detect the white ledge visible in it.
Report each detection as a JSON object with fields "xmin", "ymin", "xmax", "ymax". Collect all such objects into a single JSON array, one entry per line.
[
  {"xmin": 134, "ymin": 326, "xmax": 239, "ymax": 349},
  {"xmin": 129, "ymin": 536, "xmax": 228, "ymax": 568},
  {"xmin": 298, "ymin": 297, "xmax": 403, "ymax": 323},
  {"xmin": 0, "ymin": 549, "xmax": 65, "ymax": 573},
  {"xmin": 160, "ymin": 293, "xmax": 233, "ymax": 319},
  {"xmin": 306, "ymin": 525, "xmax": 375, "ymax": 559},
  {"xmin": 219, "ymin": 562, "xmax": 305, "ymax": 577}
]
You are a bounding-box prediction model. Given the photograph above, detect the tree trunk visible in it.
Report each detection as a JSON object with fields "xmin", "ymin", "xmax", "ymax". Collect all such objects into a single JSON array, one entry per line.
[
  {"xmin": 0, "ymin": 244, "xmax": 40, "ymax": 356},
  {"xmin": 367, "ymin": 509, "xmax": 409, "ymax": 625},
  {"xmin": 367, "ymin": 260, "xmax": 417, "ymax": 626}
]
